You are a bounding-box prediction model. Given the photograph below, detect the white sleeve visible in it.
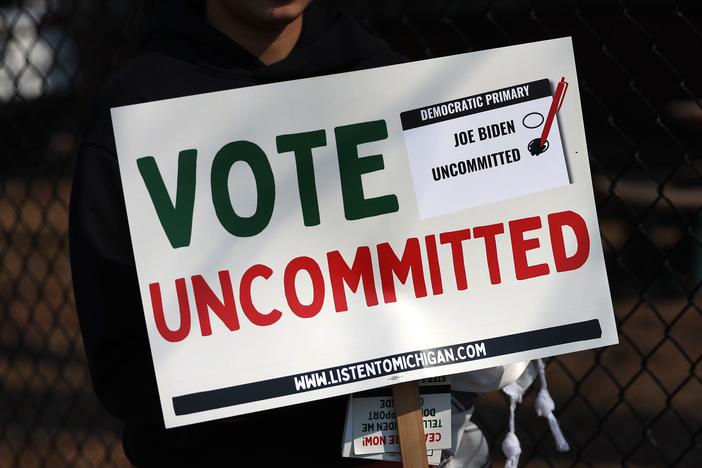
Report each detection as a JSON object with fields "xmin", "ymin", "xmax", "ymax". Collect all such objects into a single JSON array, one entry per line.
[{"xmin": 450, "ymin": 361, "xmax": 530, "ymax": 393}]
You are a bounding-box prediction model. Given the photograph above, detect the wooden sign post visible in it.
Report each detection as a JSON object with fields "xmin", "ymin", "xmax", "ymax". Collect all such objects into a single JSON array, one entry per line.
[{"xmin": 393, "ymin": 381, "xmax": 430, "ymax": 468}]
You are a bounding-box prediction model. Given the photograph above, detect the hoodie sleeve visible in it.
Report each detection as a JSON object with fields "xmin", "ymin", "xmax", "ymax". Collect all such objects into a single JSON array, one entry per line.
[
  {"xmin": 69, "ymin": 124, "xmax": 163, "ymax": 425},
  {"xmin": 450, "ymin": 361, "xmax": 531, "ymax": 394}
]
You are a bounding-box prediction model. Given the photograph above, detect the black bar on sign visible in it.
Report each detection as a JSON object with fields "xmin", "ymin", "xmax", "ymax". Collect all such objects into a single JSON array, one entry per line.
[
  {"xmin": 172, "ymin": 319, "xmax": 601, "ymax": 416},
  {"xmin": 400, "ymin": 79, "xmax": 552, "ymax": 130}
]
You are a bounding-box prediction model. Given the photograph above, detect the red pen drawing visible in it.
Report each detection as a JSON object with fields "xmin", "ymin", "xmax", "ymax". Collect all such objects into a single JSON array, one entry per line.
[{"xmin": 528, "ymin": 76, "xmax": 568, "ymax": 156}]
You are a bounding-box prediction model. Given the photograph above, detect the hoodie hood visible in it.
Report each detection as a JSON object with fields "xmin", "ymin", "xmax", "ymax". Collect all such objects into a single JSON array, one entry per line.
[
  {"xmin": 82, "ymin": 0, "xmax": 404, "ymax": 171},
  {"xmin": 145, "ymin": 0, "xmax": 403, "ymax": 83}
]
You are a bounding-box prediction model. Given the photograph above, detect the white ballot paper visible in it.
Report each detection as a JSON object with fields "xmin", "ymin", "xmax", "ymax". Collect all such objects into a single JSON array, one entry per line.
[{"xmin": 401, "ymin": 78, "xmax": 570, "ymax": 219}]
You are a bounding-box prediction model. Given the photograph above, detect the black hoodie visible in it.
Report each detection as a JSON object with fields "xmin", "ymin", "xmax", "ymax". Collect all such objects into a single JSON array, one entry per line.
[{"xmin": 69, "ymin": 1, "xmax": 404, "ymax": 465}]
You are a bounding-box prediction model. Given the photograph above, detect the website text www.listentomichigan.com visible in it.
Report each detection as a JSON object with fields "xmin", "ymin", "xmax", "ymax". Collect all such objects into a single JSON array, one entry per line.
[{"xmin": 292, "ymin": 342, "xmax": 487, "ymax": 392}]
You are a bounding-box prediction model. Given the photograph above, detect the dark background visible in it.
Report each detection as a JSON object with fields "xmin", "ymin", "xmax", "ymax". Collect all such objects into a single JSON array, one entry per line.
[{"xmin": 1, "ymin": 0, "xmax": 701, "ymax": 466}]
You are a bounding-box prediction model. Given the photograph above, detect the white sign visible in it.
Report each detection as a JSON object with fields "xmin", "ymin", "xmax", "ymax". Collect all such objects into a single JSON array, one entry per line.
[
  {"xmin": 111, "ymin": 37, "xmax": 618, "ymax": 428},
  {"xmin": 342, "ymin": 397, "xmax": 444, "ymax": 464},
  {"xmin": 351, "ymin": 392, "xmax": 451, "ymax": 454}
]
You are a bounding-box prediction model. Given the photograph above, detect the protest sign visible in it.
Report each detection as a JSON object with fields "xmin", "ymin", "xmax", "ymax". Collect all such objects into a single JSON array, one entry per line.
[
  {"xmin": 350, "ymin": 379, "xmax": 451, "ymax": 455},
  {"xmin": 111, "ymin": 37, "xmax": 617, "ymax": 428}
]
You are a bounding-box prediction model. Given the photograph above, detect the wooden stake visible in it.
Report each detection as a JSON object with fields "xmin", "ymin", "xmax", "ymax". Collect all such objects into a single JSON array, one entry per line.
[{"xmin": 392, "ymin": 381, "xmax": 429, "ymax": 468}]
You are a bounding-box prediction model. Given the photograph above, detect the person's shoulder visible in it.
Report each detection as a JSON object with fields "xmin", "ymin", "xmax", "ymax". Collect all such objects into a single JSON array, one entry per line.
[
  {"xmin": 329, "ymin": 9, "xmax": 408, "ymax": 70},
  {"xmin": 351, "ymin": 46, "xmax": 407, "ymax": 70},
  {"xmin": 82, "ymin": 51, "xmax": 214, "ymax": 151},
  {"xmin": 94, "ymin": 51, "xmax": 192, "ymax": 111}
]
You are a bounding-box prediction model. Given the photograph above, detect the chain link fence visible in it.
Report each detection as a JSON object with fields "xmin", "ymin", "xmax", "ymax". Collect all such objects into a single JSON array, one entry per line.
[{"xmin": 1, "ymin": 0, "xmax": 700, "ymax": 466}]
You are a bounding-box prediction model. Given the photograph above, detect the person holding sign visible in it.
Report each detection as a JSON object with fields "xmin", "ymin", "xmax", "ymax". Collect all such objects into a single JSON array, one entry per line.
[
  {"xmin": 71, "ymin": 1, "xmax": 556, "ymax": 466},
  {"xmin": 71, "ymin": 1, "xmax": 405, "ymax": 465}
]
